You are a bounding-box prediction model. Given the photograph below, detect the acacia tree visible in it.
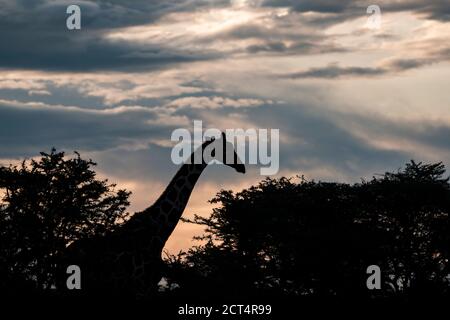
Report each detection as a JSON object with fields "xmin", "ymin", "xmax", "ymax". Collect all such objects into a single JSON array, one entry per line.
[
  {"xmin": 358, "ymin": 161, "xmax": 450, "ymax": 294},
  {"xmin": 0, "ymin": 149, "xmax": 130, "ymax": 293},
  {"xmin": 165, "ymin": 161, "xmax": 450, "ymax": 299}
]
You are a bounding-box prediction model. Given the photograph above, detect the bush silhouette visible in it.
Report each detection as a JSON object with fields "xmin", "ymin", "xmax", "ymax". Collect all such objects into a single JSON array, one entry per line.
[
  {"xmin": 0, "ymin": 149, "xmax": 130, "ymax": 294},
  {"xmin": 164, "ymin": 161, "xmax": 450, "ymax": 299}
]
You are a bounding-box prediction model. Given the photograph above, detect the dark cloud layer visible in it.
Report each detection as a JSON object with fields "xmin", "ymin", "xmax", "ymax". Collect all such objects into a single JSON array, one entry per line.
[
  {"xmin": 261, "ymin": 0, "xmax": 450, "ymax": 27},
  {"xmin": 1, "ymin": 0, "xmax": 448, "ymax": 71},
  {"xmin": 280, "ymin": 43, "xmax": 450, "ymax": 79},
  {"xmin": 281, "ymin": 65, "xmax": 386, "ymax": 79},
  {"xmin": 382, "ymin": 0, "xmax": 450, "ymax": 22},
  {"xmin": 262, "ymin": 0, "xmax": 357, "ymax": 13},
  {"xmin": 0, "ymin": 99, "xmax": 177, "ymax": 157},
  {"xmin": 0, "ymin": 0, "xmax": 225, "ymax": 71}
]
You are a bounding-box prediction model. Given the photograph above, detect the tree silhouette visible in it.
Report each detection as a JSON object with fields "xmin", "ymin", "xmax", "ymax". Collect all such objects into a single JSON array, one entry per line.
[
  {"xmin": 164, "ymin": 161, "xmax": 450, "ymax": 299},
  {"xmin": 0, "ymin": 149, "xmax": 130, "ymax": 294},
  {"xmin": 1, "ymin": 153, "xmax": 449, "ymax": 300}
]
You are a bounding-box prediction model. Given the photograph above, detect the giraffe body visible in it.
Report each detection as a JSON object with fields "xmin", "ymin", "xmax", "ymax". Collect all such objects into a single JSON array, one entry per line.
[{"xmin": 60, "ymin": 134, "xmax": 245, "ymax": 297}]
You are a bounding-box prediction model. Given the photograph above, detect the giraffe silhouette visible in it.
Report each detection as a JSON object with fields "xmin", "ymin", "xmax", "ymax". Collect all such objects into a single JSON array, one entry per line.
[{"xmin": 59, "ymin": 132, "xmax": 245, "ymax": 297}]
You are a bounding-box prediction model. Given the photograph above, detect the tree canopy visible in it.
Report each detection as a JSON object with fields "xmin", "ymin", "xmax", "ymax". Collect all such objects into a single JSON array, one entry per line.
[
  {"xmin": 164, "ymin": 161, "xmax": 450, "ymax": 299},
  {"xmin": 0, "ymin": 149, "xmax": 130, "ymax": 293}
]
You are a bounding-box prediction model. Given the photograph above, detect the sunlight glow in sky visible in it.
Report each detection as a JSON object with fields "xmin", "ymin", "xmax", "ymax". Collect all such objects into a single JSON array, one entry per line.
[{"xmin": 0, "ymin": 0, "xmax": 449, "ymax": 252}]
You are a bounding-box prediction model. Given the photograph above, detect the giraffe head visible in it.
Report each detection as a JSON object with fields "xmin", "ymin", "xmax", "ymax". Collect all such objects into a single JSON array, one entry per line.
[{"xmin": 202, "ymin": 132, "xmax": 246, "ymax": 174}]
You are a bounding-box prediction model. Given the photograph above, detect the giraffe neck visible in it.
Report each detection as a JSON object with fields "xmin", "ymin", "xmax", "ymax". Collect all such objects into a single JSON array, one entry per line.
[{"xmin": 144, "ymin": 146, "xmax": 208, "ymax": 245}]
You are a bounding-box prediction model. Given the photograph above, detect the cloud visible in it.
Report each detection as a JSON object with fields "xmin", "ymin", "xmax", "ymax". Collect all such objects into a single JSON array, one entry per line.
[
  {"xmin": 28, "ymin": 90, "xmax": 52, "ymax": 96},
  {"xmin": 0, "ymin": 98, "xmax": 186, "ymax": 157},
  {"xmin": 0, "ymin": 0, "xmax": 225, "ymax": 71},
  {"xmin": 0, "ymin": 79, "xmax": 48, "ymax": 91},
  {"xmin": 2, "ymin": 0, "xmax": 449, "ymax": 73},
  {"xmin": 3, "ymin": 0, "xmax": 447, "ymax": 73},
  {"xmin": 232, "ymin": 99, "xmax": 450, "ymax": 182},
  {"xmin": 76, "ymin": 74, "xmax": 206, "ymax": 105},
  {"xmin": 2, "ymin": 93, "xmax": 432, "ymax": 184},
  {"xmin": 382, "ymin": 0, "xmax": 450, "ymax": 22},
  {"xmin": 233, "ymin": 102, "xmax": 409, "ymax": 178},
  {"xmin": 0, "ymin": 33, "xmax": 216, "ymax": 72},
  {"xmin": 0, "ymin": 70, "xmax": 216, "ymax": 107},
  {"xmin": 381, "ymin": 47, "xmax": 450, "ymax": 72},
  {"xmin": 261, "ymin": 0, "xmax": 450, "ymax": 23},
  {"xmin": 261, "ymin": 0, "xmax": 352, "ymax": 12},
  {"xmin": 334, "ymin": 111, "xmax": 450, "ymax": 155},
  {"xmin": 280, "ymin": 64, "xmax": 386, "ymax": 79},
  {"xmin": 245, "ymin": 40, "xmax": 345, "ymax": 55},
  {"xmin": 196, "ymin": 11, "xmax": 348, "ymax": 55},
  {"xmin": 167, "ymin": 96, "xmax": 268, "ymax": 109},
  {"xmin": 279, "ymin": 36, "xmax": 450, "ymax": 79}
]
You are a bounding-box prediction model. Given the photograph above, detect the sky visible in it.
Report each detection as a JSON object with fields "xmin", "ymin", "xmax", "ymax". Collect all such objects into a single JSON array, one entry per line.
[{"xmin": 0, "ymin": 0, "xmax": 449, "ymax": 253}]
